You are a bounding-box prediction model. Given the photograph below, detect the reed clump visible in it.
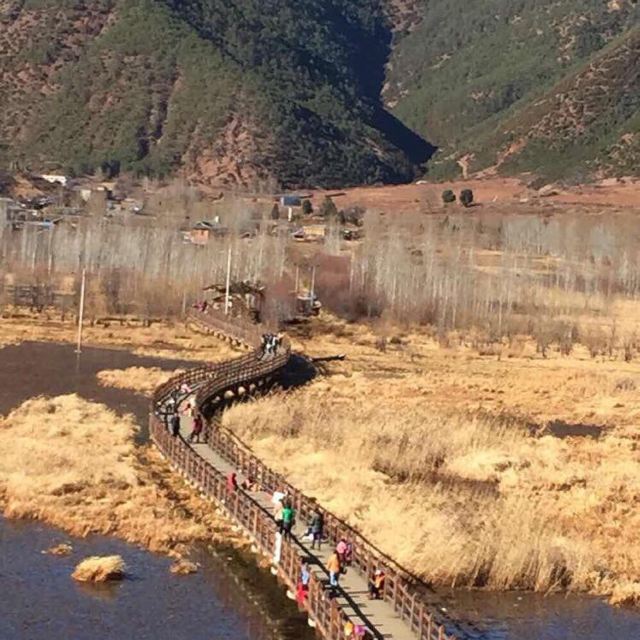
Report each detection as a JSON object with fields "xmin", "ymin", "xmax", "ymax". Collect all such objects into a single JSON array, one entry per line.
[
  {"xmin": 72, "ymin": 555, "xmax": 125, "ymax": 582},
  {"xmin": 97, "ymin": 367, "xmax": 183, "ymax": 394},
  {"xmin": 0, "ymin": 394, "xmax": 244, "ymax": 555}
]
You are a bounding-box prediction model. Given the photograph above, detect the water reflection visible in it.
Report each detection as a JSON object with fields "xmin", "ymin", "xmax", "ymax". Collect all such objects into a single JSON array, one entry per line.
[{"xmin": 439, "ymin": 588, "xmax": 640, "ymax": 639}]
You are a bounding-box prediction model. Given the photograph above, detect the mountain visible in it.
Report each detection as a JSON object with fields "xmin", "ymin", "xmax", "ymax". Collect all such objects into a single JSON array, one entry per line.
[
  {"xmin": 0, "ymin": 0, "xmax": 432, "ymax": 189},
  {"xmin": 1, "ymin": 0, "xmax": 638, "ymax": 188},
  {"xmin": 386, "ymin": 0, "xmax": 640, "ymax": 180}
]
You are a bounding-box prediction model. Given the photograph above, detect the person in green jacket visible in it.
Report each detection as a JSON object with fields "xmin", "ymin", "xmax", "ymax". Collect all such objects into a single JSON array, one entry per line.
[{"xmin": 281, "ymin": 502, "xmax": 295, "ymax": 540}]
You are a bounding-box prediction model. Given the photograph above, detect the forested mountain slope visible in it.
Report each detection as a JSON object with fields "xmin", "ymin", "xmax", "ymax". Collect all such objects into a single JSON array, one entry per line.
[
  {"xmin": 1, "ymin": 0, "xmax": 638, "ymax": 187},
  {"xmin": 387, "ymin": 0, "xmax": 640, "ymax": 180},
  {"xmin": 0, "ymin": 0, "xmax": 431, "ymax": 188}
]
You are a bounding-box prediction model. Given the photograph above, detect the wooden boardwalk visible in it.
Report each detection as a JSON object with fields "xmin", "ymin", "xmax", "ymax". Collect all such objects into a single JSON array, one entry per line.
[
  {"xmin": 151, "ymin": 310, "xmax": 463, "ymax": 640},
  {"xmin": 179, "ymin": 406, "xmax": 418, "ymax": 640}
]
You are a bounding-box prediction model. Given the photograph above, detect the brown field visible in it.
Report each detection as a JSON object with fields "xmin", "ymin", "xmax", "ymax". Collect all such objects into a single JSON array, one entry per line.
[
  {"xmin": 220, "ymin": 315, "xmax": 640, "ymax": 604},
  {"xmin": 310, "ymin": 176, "xmax": 640, "ymax": 214}
]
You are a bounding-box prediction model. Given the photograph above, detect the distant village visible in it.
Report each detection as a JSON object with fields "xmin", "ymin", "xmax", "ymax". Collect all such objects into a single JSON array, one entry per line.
[{"xmin": 0, "ymin": 172, "xmax": 364, "ymax": 246}]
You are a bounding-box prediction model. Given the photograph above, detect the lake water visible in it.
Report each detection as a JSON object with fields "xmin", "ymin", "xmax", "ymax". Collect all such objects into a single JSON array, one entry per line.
[
  {"xmin": 440, "ymin": 589, "xmax": 640, "ymax": 639},
  {"xmin": 0, "ymin": 514, "xmax": 314, "ymax": 640}
]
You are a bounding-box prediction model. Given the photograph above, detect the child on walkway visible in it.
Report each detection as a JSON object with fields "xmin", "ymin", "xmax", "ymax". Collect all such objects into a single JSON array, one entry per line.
[{"xmin": 327, "ymin": 550, "xmax": 341, "ymax": 588}]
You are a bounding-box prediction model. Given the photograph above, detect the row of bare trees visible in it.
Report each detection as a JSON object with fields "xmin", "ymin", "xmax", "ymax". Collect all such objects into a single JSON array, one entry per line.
[
  {"xmin": 333, "ymin": 210, "xmax": 640, "ymax": 353},
  {"xmin": 0, "ymin": 207, "xmax": 291, "ymax": 319},
  {"xmin": 3, "ymin": 198, "xmax": 640, "ymax": 355}
]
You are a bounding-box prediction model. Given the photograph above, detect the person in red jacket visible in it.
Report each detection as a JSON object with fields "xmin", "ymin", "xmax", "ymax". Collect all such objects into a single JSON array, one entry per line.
[
  {"xmin": 226, "ymin": 471, "xmax": 238, "ymax": 492},
  {"xmin": 189, "ymin": 414, "xmax": 203, "ymax": 443}
]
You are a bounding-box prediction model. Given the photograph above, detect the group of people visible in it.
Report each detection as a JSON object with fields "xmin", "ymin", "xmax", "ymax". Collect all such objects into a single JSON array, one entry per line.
[
  {"xmin": 168, "ymin": 411, "xmax": 205, "ymax": 442},
  {"xmin": 165, "ymin": 384, "xmax": 204, "ymax": 444},
  {"xmin": 273, "ymin": 491, "xmax": 296, "ymax": 540},
  {"xmin": 227, "ymin": 471, "xmax": 260, "ymax": 493},
  {"xmin": 342, "ymin": 619, "xmax": 371, "ymax": 640},
  {"xmin": 295, "ymin": 550, "xmax": 378, "ymax": 640},
  {"xmin": 192, "ymin": 300, "xmax": 209, "ymax": 313},
  {"xmin": 326, "ymin": 537, "xmax": 353, "ymax": 588},
  {"xmin": 260, "ymin": 333, "xmax": 283, "ymax": 358}
]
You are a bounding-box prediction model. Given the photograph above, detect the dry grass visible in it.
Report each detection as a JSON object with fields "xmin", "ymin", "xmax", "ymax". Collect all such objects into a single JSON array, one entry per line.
[
  {"xmin": 223, "ymin": 317, "xmax": 640, "ymax": 601},
  {"xmin": 0, "ymin": 312, "xmax": 241, "ymax": 361},
  {"xmin": 72, "ymin": 555, "xmax": 125, "ymax": 582},
  {"xmin": 170, "ymin": 559, "xmax": 199, "ymax": 575},
  {"xmin": 610, "ymin": 582, "xmax": 640, "ymax": 607},
  {"xmin": 44, "ymin": 543, "xmax": 73, "ymax": 556},
  {"xmin": 0, "ymin": 394, "xmax": 245, "ymax": 555},
  {"xmin": 97, "ymin": 367, "xmax": 183, "ymax": 395}
]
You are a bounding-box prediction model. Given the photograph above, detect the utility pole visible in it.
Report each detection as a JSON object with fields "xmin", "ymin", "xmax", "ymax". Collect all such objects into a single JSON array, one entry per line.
[
  {"xmin": 294, "ymin": 266, "xmax": 299, "ymax": 296},
  {"xmin": 224, "ymin": 244, "xmax": 232, "ymax": 316},
  {"xmin": 310, "ymin": 265, "xmax": 316, "ymax": 306},
  {"xmin": 75, "ymin": 268, "xmax": 86, "ymax": 354}
]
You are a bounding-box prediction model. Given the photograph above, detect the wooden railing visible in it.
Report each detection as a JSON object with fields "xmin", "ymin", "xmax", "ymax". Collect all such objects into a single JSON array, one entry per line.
[
  {"xmin": 187, "ymin": 308, "xmax": 265, "ymax": 348},
  {"xmin": 150, "ymin": 416, "xmax": 357, "ymax": 640},
  {"xmin": 150, "ymin": 311, "xmax": 457, "ymax": 640},
  {"xmin": 202, "ymin": 426, "xmax": 453, "ymax": 640}
]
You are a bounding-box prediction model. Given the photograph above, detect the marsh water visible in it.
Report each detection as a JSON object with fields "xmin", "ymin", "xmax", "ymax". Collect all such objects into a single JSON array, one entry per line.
[
  {"xmin": 1, "ymin": 341, "xmax": 640, "ymax": 640},
  {"xmin": 0, "ymin": 516, "xmax": 300, "ymax": 640}
]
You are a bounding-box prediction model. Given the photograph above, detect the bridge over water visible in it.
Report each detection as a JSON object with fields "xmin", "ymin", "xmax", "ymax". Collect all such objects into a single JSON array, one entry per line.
[{"xmin": 150, "ymin": 310, "xmax": 470, "ymax": 640}]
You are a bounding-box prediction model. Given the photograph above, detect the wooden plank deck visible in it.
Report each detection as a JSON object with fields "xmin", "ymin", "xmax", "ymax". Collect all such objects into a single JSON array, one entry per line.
[{"xmin": 177, "ymin": 405, "xmax": 418, "ymax": 640}]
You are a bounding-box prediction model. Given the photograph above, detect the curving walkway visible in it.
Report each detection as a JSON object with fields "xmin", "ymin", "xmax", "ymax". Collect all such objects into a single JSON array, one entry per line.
[{"xmin": 150, "ymin": 310, "xmax": 461, "ymax": 640}]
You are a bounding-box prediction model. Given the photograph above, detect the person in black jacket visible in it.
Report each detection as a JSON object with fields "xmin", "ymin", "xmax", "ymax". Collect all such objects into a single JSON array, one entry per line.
[
  {"xmin": 310, "ymin": 508, "xmax": 324, "ymax": 550},
  {"xmin": 171, "ymin": 412, "xmax": 181, "ymax": 438}
]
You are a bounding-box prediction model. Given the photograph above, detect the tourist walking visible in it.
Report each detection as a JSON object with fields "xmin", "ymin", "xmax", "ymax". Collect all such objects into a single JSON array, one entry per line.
[
  {"xmin": 189, "ymin": 413, "xmax": 203, "ymax": 443},
  {"xmin": 170, "ymin": 412, "xmax": 181, "ymax": 438},
  {"xmin": 227, "ymin": 471, "xmax": 238, "ymax": 492},
  {"xmin": 368, "ymin": 569, "xmax": 386, "ymax": 600},
  {"xmin": 327, "ymin": 549, "xmax": 341, "ymax": 588},
  {"xmin": 274, "ymin": 499, "xmax": 284, "ymax": 533},
  {"xmin": 166, "ymin": 395, "xmax": 176, "ymax": 418},
  {"xmin": 281, "ymin": 502, "xmax": 295, "ymax": 540},
  {"xmin": 310, "ymin": 508, "xmax": 324, "ymax": 550},
  {"xmin": 296, "ymin": 560, "xmax": 310, "ymax": 606},
  {"xmin": 344, "ymin": 539, "xmax": 353, "ymax": 566},
  {"xmin": 336, "ymin": 537, "xmax": 348, "ymax": 565}
]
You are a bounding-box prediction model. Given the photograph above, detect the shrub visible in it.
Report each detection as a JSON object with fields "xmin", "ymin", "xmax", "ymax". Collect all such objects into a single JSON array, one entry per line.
[
  {"xmin": 270, "ymin": 204, "xmax": 280, "ymax": 220},
  {"xmin": 442, "ymin": 189, "xmax": 456, "ymax": 204},
  {"xmin": 340, "ymin": 205, "xmax": 366, "ymax": 226},
  {"xmin": 319, "ymin": 196, "xmax": 339, "ymax": 219},
  {"xmin": 302, "ymin": 199, "xmax": 313, "ymax": 216},
  {"xmin": 460, "ymin": 189, "xmax": 474, "ymax": 208},
  {"xmin": 374, "ymin": 336, "xmax": 387, "ymax": 352}
]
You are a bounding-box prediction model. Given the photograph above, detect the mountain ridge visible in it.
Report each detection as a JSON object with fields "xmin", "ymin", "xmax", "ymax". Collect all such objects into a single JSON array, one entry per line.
[
  {"xmin": 387, "ymin": 0, "xmax": 640, "ymax": 180},
  {"xmin": 0, "ymin": 0, "xmax": 638, "ymax": 187},
  {"xmin": 0, "ymin": 0, "xmax": 431, "ymax": 188}
]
